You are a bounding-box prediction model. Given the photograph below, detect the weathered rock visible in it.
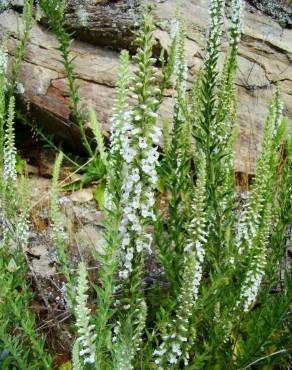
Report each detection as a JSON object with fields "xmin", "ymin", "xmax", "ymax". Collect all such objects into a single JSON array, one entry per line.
[
  {"xmin": 30, "ymin": 245, "xmax": 56, "ymax": 277},
  {"xmin": 75, "ymin": 225, "xmax": 105, "ymax": 255},
  {"xmin": 64, "ymin": 0, "xmax": 142, "ymax": 50},
  {"xmin": 0, "ymin": 1, "xmax": 292, "ymax": 173},
  {"xmin": 24, "ymin": 174, "xmax": 104, "ymax": 302},
  {"xmin": 69, "ymin": 188, "xmax": 93, "ymax": 203}
]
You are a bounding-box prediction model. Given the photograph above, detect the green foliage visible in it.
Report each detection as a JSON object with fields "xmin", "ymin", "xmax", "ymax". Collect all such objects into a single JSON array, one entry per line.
[
  {"xmin": 39, "ymin": 0, "xmax": 93, "ymax": 158},
  {"xmin": 74, "ymin": 262, "xmax": 97, "ymax": 367},
  {"xmin": 37, "ymin": 0, "xmax": 115, "ymax": 200},
  {"xmin": 51, "ymin": 152, "xmax": 71, "ymax": 280},
  {"xmin": 7, "ymin": 0, "xmax": 34, "ymax": 97},
  {"xmin": 44, "ymin": 2, "xmax": 290, "ymax": 369},
  {"xmin": 0, "ymin": 1, "xmax": 291, "ymax": 369},
  {"xmin": 0, "ymin": 46, "xmax": 52, "ymax": 367}
]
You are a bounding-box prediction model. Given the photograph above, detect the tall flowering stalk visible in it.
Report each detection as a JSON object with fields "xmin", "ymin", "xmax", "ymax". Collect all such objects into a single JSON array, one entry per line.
[
  {"xmin": 1, "ymin": 96, "xmax": 17, "ymax": 243},
  {"xmin": 199, "ymin": 0, "xmax": 225, "ymax": 142},
  {"xmin": 93, "ymin": 50, "xmax": 130, "ymax": 367},
  {"xmin": 51, "ymin": 153, "xmax": 67, "ymax": 266},
  {"xmin": 105, "ymin": 49, "xmax": 130, "ymax": 210},
  {"xmin": 0, "ymin": 33, "xmax": 52, "ymax": 367},
  {"xmin": 50, "ymin": 152, "xmax": 75, "ymax": 306},
  {"xmin": 75, "ymin": 262, "xmax": 97, "ymax": 366},
  {"xmin": 16, "ymin": 176, "xmax": 30, "ymax": 251},
  {"xmin": 236, "ymin": 86, "xmax": 283, "ymax": 257},
  {"xmin": 39, "ymin": 0, "xmax": 93, "ymax": 157},
  {"xmin": 116, "ymin": 10, "xmax": 162, "ymax": 357},
  {"xmin": 170, "ymin": 21, "xmax": 190, "ymax": 173},
  {"xmin": 193, "ymin": 0, "xmax": 225, "ymax": 251},
  {"xmin": 214, "ymin": 0, "xmax": 243, "ymax": 163},
  {"xmin": 111, "ymin": 320, "xmax": 136, "ymax": 370},
  {"xmin": 32, "ymin": 2, "xmax": 291, "ymax": 368},
  {"xmin": 154, "ymin": 156, "xmax": 208, "ymax": 368},
  {"xmin": 234, "ymin": 87, "xmax": 285, "ymax": 314},
  {"xmin": 236, "ymin": 208, "xmax": 272, "ymax": 313},
  {"xmin": 7, "ymin": 0, "xmax": 33, "ymax": 98},
  {"xmin": 0, "ymin": 40, "xmax": 8, "ymax": 170},
  {"xmin": 157, "ymin": 21, "xmax": 192, "ymax": 294},
  {"xmin": 191, "ymin": 0, "xmax": 243, "ymax": 267},
  {"xmin": 3, "ymin": 97, "xmax": 17, "ymax": 185}
]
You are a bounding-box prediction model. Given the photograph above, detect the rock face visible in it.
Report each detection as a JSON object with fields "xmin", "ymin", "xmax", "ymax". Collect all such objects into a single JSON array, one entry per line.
[
  {"xmin": 64, "ymin": 0, "xmax": 142, "ymax": 50},
  {"xmin": 0, "ymin": 0, "xmax": 292, "ymax": 173}
]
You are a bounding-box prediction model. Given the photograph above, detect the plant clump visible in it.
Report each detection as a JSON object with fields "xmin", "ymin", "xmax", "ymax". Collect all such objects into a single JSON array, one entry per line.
[{"xmin": 0, "ymin": 0, "xmax": 291, "ymax": 369}]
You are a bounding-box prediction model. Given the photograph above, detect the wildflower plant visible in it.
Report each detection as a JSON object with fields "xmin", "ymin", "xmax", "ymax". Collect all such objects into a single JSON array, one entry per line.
[
  {"xmin": 0, "ymin": 55, "xmax": 52, "ymax": 370},
  {"xmin": 60, "ymin": 1, "xmax": 290, "ymax": 368},
  {"xmin": 7, "ymin": 0, "xmax": 34, "ymax": 98},
  {"xmin": 74, "ymin": 262, "xmax": 97, "ymax": 366},
  {"xmin": 39, "ymin": 0, "xmax": 94, "ymax": 158},
  {"xmin": 111, "ymin": 9, "xmax": 163, "ymax": 364},
  {"xmin": 92, "ymin": 49, "xmax": 130, "ymax": 368},
  {"xmin": 0, "ymin": 3, "xmax": 52, "ymax": 365},
  {"xmin": 153, "ymin": 156, "xmax": 208, "ymax": 368},
  {"xmin": 0, "ymin": 0, "xmax": 290, "ymax": 368}
]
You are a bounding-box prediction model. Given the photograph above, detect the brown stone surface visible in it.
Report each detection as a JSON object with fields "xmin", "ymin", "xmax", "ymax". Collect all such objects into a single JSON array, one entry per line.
[{"xmin": 0, "ymin": 1, "xmax": 291, "ymax": 173}]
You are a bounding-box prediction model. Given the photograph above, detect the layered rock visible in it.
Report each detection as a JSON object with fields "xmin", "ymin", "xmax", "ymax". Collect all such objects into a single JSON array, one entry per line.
[{"xmin": 0, "ymin": 0, "xmax": 291, "ymax": 173}]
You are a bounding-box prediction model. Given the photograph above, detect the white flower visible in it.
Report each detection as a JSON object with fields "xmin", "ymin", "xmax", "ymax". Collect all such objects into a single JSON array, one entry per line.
[
  {"xmin": 170, "ymin": 18, "xmax": 179, "ymax": 39},
  {"xmin": 168, "ymin": 355, "xmax": 177, "ymax": 365},
  {"xmin": 0, "ymin": 44, "xmax": 8, "ymax": 74},
  {"xmin": 75, "ymin": 263, "xmax": 97, "ymax": 366},
  {"xmin": 3, "ymin": 97, "xmax": 17, "ymax": 183},
  {"xmin": 172, "ymin": 343, "xmax": 182, "ymax": 356},
  {"xmin": 153, "ymin": 348, "xmax": 167, "ymax": 357},
  {"xmin": 130, "ymin": 168, "xmax": 140, "ymax": 182},
  {"xmin": 119, "ymin": 270, "xmax": 129, "ymax": 279},
  {"xmin": 148, "ymin": 111, "xmax": 158, "ymax": 119},
  {"xmin": 138, "ymin": 137, "xmax": 147, "ymax": 149},
  {"xmin": 136, "ymin": 239, "xmax": 143, "ymax": 253}
]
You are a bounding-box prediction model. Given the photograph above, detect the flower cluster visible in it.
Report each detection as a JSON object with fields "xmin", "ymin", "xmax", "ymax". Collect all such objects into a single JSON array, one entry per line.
[
  {"xmin": 236, "ymin": 191, "xmax": 265, "ymax": 255},
  {"xmin": 117, "ymin": 12, "xmax": 161, "ymax": 280},
  {"xmin": 154, "ymin": 157, "xmax": 208, "ymax": 367},
  {"xmin": 109, "ymin": 50, "xmax": 130, "ymax": 162},
  {"xmin": 3, "ymin": 97, "xmax": 17, "ymax": 183},
  {"xmin": 234, "ymin": 88, "xmax": 283, "ymax": 315},
  {"xmin": 105, "ymin": 50, "xmax": 130, "ymax": 210},
  {"xmin": 236, "ymin": 210, "xmax": 271, "ymax": 312},
  {"xmin": 205, "ymin": 0, "xmax": 224, "ymax": 64},
  {"xmin": 237, "ymin": 254, "xmax": 266, "ymax": 313},
  {"xmin": 72, "ymin": 340, "xmax": 83, "ymax": 370},
  {"xmin": 207, "ymin": 0, "xmax": 225, "ymax": 145},
  {"xmin": 118, "ymin": 113, "xmax": 160, "ymax": 278},
  {"xmin": 75, "ymin": 262, "xmax": 97, "ymax": 365},
  {"xmin": 236, "ymin": 91, "xmax": 283, "ymax": 256},
  {"xmin": 50, "ymin": 152, "xmax": 67, "ymax": 249},
  {"xmin": 197, "ymin": 0, "xmax": 225, "ymax": 152},
  {"xmin": 230, "ymin": 0, "xmax": 244, "ymax": 51},
  {"xmin": 112, "ymin": 321, "xmax": 135, "ymax": 370},
  {"xmin": 0, "ymin": 42, "xmax": 8, "ymax": 75},
  {"xmin": 170, "ymin": 18, "xmax": 179, "ymax": 40},
  {"xmin": 172, "ymin": 21, "xmax": 189, "ymax": 157},
  {"xmin": 173, "ymin": 23, "xmax": 187, "ymax": 96}
]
